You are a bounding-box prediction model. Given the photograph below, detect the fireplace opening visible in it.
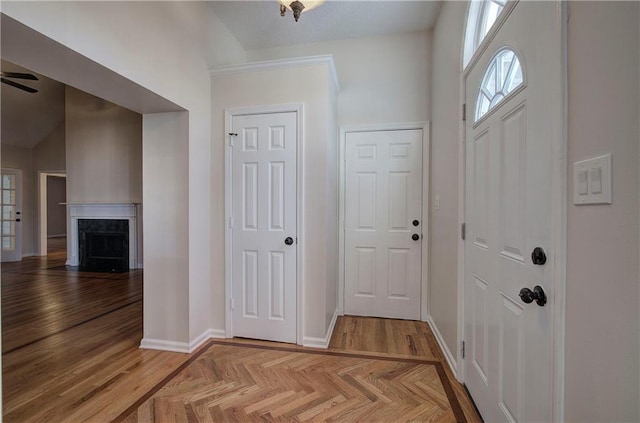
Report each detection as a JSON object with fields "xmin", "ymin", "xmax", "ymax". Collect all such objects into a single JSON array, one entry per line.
[{"xmin": 79, "ymin": 219, "xmax": 129, "ymax": 272}]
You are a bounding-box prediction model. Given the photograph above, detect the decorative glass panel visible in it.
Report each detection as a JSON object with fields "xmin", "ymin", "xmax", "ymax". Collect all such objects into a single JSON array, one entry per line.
[
  {"xmin": 2, "ymin": 175, "xmax": 14, "ymax": 189},
  {"xmin": 464, "ymin": 0, "xmax": 508, "ymax": 68},
  {"xmin": 475, "ymin": 48, "xmax": 524, "ymax": 122}
]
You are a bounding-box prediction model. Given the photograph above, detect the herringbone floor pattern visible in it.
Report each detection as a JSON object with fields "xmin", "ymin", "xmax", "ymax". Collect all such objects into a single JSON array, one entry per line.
[{"xmin": 120, "ymin": 341, "xmax": 465, "ymax": 422}]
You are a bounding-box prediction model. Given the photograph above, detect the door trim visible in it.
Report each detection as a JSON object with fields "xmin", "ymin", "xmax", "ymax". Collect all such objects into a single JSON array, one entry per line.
[
  {"xmin": 224, "ymin": 103, "xmax": 304, "ymax": 345},
  {"xmin": 457, "ymin": 2, "xmax": 567, "ymax": 421},
  {"xmin": 338, "ymin": 122, "xmax": 430, "ymax": 321}
]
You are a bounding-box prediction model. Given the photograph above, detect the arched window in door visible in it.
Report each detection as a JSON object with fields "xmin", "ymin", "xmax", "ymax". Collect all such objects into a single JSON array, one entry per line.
[
  {"xmin": 474, "ymin": 47, "xmax": 524, "ymax": 122},
  {"xmin": 463, "ymin": 0, "xmax": 508, "ymax": 68}
]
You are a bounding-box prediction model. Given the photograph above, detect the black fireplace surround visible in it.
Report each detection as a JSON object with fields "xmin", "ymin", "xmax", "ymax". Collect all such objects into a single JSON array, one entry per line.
[{"xmin": 78, "ymin": 219, "xmax": 129, "ymax": 272}]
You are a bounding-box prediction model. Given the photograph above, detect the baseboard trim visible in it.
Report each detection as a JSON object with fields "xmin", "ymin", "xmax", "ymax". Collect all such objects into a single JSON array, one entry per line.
[
  {"xmin": 302, "ymin": 308, "xmax": 339, "ymax": 349},
  {"xmin": 140, "ymin": 338, "xmax": 191, "ymax": 353},
  {"xmin": 141, "ymin": 329, "xmax": 228, "ymax": 354},
  {"xmin": 426, "ymin": 316, "xmax": 458, "ymax": 378}
]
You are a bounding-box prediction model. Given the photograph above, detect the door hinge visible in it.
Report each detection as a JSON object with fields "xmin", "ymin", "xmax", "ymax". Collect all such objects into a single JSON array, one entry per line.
[
  {"xmin": 229, "ymin": 217, "xmax": 234, "ymax": 229},
  {"xmin": 228, "ymin": 132, "xmax": 237, "ymax": 146},
  {"xmin": 461, "ymin": 222, "xmax": 466, "ymax": 240},
  {"xmin": 461, "ymin": 341, "xmax": 466, "ymax": 359},
  {"xmin": 230, "ymin": 298, "xmax": 235, "ymax": 310},
  {"xmin": 462, "ymin": 103, "xmax": 467, "ymax": 122}
]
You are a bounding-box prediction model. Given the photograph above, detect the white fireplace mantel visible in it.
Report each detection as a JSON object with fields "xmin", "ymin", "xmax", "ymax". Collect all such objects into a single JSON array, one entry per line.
[{"xmin": 67, "ymin": 203, "xmax": 140, "ymax": 269}]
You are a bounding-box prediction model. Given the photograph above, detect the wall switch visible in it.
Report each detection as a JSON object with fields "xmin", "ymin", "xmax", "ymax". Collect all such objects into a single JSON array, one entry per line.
[
  {"xmin": 578, "ymin": 170, "xmax": 588, "ymax": 195},
  {"xmin": 573, "ymin": 153, "xmax": 612, "ymax": 205}
]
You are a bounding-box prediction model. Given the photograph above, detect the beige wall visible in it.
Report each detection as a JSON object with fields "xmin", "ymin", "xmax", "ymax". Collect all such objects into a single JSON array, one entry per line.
[
  {"xmin": 3, "ymin": 1, "xmax": 247, "ymax": 346},
  {"xmin": 65, "ymin": 87, "xmax": 142, "ymax": 204},
  {"xmin": 211, "ymin": 62, "xmax": 338, "ymax": 341},
  {"xmin": 1, "ymin": 120, "xmax": 66, "ymax": 256},
  {"xmin": 33, "ymin": 121, "xmax": 65, "ymax": 173},
  {"xmin": 429, "ymin": 0, "xmax": 467, "ymax": 362},
  {"xmin": 247, "ymin": 31, "xmax": 431, "ymax": 126},
  {"xmin": 565, "ymin": 2, "xmax": 639, "ymax": 422},
  {"xmin": 1, "ymin": 144, "xmax": 35, "ymax": 256},
  {"xmin": 46, "ymin": 176, "xmax": 66, "ymax": 237}
]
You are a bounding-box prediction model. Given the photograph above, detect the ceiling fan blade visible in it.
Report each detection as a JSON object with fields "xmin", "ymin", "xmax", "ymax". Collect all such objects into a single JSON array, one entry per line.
[
  {"xmin": 0, "ymin": 71, "xmax": 38, "ymax": 80},
  {"xmin": 1, "ymin": 78, "xmax": 38, "ymax": 93}
]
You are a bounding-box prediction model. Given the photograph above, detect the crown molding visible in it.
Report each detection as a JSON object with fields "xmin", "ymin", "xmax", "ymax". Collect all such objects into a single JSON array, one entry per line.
[{"xmin": 211, "ymin": 54, "xmax": 340, "ymax": 92}]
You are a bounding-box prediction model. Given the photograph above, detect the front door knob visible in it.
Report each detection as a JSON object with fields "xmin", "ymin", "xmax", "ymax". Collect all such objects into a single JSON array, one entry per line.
[
  {"xmin": 284, "ymin": 237, "xmax": 294, "ymax": 246},
  {"xmin": 519, "ymin": 285, "xmax": 547, "ymax": 306},
  {"xmin": 412, "ymin": 234, "xmax": 420, "ymax": 241},
  {"xmin": 531, "ymin": 247, "xmax": 547, "ymax": 265}
]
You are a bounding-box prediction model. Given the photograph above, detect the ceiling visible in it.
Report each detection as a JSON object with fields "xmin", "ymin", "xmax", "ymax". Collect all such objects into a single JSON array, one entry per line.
[
  {"xmin": 1, "ymin": 60, "xmax": 65, "ymax": 148},
  {"xmin": 210, "ymin": 1, "xmax": 442, "ymax": 50},
  {"xmin": 1, "ymin": 1, "xmax": 441, "ymax": 150}
]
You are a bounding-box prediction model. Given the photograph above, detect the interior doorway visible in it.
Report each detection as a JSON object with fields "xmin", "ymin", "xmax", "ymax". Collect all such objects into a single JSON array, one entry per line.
[{"xmin": 39, "ymin": 172, "xmax": 66, "ymax": 256}]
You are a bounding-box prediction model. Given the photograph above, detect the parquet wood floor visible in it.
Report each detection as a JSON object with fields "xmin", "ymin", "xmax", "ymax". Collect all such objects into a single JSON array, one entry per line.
[
  {"xmin": 120, "ymin": 342, "xmax": 466, "ymax": 422},
  {"xmin": 2, "ymin": 244, "xmax": 481, "ymax": 422}
]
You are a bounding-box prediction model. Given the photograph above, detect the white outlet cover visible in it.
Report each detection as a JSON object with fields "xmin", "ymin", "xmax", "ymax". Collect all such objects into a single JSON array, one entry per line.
[{"xmin": 573, "ymin": 153, "xmax": 612, "ymax": 205}]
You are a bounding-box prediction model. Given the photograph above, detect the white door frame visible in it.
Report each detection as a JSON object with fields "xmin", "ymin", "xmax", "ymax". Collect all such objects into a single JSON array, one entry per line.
[
  {"xmin": 457, "ymin": 2, "xmax": 567, "ymax": 421},
  {"xmin": 339, "ymin": 122, "xmax": 430, "ymax": 321},
  {"xmin": 38, "ymin": 171, "xmax": 67, "ymax": 256},
  {"xmin": 224, "ymin": 103, "xmax": 304, "ymax": 345}
]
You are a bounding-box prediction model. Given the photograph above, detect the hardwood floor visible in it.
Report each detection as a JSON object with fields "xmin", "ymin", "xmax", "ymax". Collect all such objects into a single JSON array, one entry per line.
[{"xmin": 2, "ymin": 248, "xmax": 481, "ymax": 422}]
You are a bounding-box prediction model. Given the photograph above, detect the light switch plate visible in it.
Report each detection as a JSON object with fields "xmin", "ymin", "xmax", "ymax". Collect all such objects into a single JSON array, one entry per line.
[{"xmin": 573, "ymin": 153, "xmax": 612, "ymax": 205}]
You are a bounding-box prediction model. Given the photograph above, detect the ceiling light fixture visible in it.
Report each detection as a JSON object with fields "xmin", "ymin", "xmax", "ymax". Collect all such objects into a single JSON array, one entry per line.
[{"xmin": 279, "ymin": 0, "xmax": 325, "ymax": 22}]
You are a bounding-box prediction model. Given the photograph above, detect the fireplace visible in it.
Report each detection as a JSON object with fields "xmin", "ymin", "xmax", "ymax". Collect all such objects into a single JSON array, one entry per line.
[
  {"xmin": 79, "ymin": 219, "xmax": 129, "ymax": 272},
  {"xmin": 67, "ymin": 203, "xmax": 140, "ymax": 270}
]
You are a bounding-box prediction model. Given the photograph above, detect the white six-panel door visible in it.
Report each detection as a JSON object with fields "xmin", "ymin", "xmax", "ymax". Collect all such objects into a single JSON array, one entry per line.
[
  {"xmin": 231, "ymin": 112, "xmax": 297, "ymax": 343},
  {"xmin": 464, "ymin": 2, "xmax": 560, "ymax": 421},
  {"xmin": 344, "ymin": 130, "xmax": 422, "ymax": 320}
]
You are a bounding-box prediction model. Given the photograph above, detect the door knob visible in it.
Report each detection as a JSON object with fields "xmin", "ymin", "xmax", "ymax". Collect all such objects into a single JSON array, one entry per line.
[
  {"xmin": 531, "ymin": 247, "xmax": 547, "ymax": 265},
  {"xmin": 412, "ymin": 234, "xmax": 420, "ymax": 241},
  {"xmin": 284, "ymin": 237, "xmax": 294, "ymax": 246},
  {"xmin": 412, "ymin": 219, "xmax": 420, "ymax": 227},
  {"xmin": 519, "ymin": 285, "xmax": 547, "ymax": 306},
  {"xmin": 15, "ymin": 218, "xmax": 21, "ymax": 222}
]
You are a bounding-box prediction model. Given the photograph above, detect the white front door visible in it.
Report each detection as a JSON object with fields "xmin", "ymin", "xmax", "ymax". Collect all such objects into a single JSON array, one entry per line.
[
  {"xmin": 464, "ymin": 2, "xmax": 561, "ymax": 422},
  {"xmin": 230, "ymin": 112, "xmax": 297, "ymax": 343},
  {"xmin": 1, "ymin": 168, "xmax": 23, "ymax": 262},
  {"xmin": 344, "ymin": 130, "xmax": 423, "ymax": 320}
]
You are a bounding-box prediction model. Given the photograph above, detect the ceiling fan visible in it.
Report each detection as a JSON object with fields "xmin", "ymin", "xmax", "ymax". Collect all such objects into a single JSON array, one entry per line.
[{"xmin": 1, "ymin": 71, "xmax": 39, "ymax": 94}]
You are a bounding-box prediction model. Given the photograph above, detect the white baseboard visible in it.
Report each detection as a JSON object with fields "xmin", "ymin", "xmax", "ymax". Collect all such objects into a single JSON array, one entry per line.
[
  {"xmin": 141, "ymin": 328, "xmax": 228, "ymax": 354},
  {"xmin": 140, "ymin": 338, "xmax": 191, "ymax": 353},
  {"xmin": 302, "ymin": 308, "xmax": 339, "ymax": 349},
  {"xmin": 426, "ymin": 316, "xmax": 458, "ymax": 378},
  {"xmin": 206, "ymin": 328, "xmax": 227, "ymax": 339},
  {"xmin": 22, "ymin": 253, "xmax": 36, "ymax": 258}
]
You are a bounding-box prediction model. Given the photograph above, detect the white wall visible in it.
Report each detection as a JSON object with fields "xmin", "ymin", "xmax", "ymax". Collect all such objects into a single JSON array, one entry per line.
[
  {"xmin": 143, "ymin": 112, "xmax": 190, "ymax": 343},
  {"xmin": 429, "ymin": 0, "xmax": 467, "ymax": 361},
  {"xmin": 430, "ymin": 1, "xmax": 640, "ymax": 421},
  {"xmin": 325, "ymin": 77, "xmax": 339, "ymax": 329},
  {"xmin": 1, "ymin": 1, "xmax": 247, "ymax": 346},
  {"xmin": 65, "ymin": 87, "xmax": 142, "ymax": 204},
  {"xmin": 565, "ymin": 2, "xmax": 639, "ymax": 422},
  {"xmin": 211, "ymin": 62, "xmax": 338, "ymax": 341},
  {"xmin": 247, "ymin": 31, "xmax": 430, "ymax": 126}
]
